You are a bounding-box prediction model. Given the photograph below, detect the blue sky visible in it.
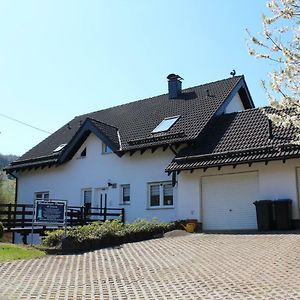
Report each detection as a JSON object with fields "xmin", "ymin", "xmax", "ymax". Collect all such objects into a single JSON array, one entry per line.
[{"xmin": 0, "ymin": 1, "xmax": 271, "ymax": 156}]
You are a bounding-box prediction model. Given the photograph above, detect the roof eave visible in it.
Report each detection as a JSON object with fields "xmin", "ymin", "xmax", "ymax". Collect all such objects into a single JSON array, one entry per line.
[
  {"xmin": 216, "ymin": 76, "xmax": 255, "ymax": 115},
  {"xmin": 165, "ymin": 153, "xmax": 300, "ymax": 172},
  {"xmin": 58, "ymin": 118, "xmax": 121, "ymax": 164},
  {"xmin": 4, "ymin": 159, "xmax": 58, "ymax": 173}
]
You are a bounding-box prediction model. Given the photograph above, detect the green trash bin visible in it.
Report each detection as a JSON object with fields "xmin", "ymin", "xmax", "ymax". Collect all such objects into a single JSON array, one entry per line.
[
  {"xmin": 253, "ymin": 200, "xmax": 273, "ymax": 231},
  {"xmin": 273, "ymin": 199, "xmax": 292, "ymax": 230}
]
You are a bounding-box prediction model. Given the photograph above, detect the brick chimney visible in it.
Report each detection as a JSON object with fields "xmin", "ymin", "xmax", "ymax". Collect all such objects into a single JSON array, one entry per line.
[{"xmin": 167, "ymin": 74, "xmax": 183, "ymax": 99}]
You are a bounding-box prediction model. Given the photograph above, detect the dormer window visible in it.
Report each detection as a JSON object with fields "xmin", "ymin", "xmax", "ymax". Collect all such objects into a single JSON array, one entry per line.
[
  {"xmin": 53, "ymin": 143, "xmax": 67, "ymax": 153},
  {"xmin": 152, "ymin": 116, "xmax": 180, "ymax": 133},
  {"xmin": 102, "ymin": 143, "xmax": 113, "ymax": 154},
  {"xmin": 80, "ymin": 148, "xmax": 86, "ymax": 157}
]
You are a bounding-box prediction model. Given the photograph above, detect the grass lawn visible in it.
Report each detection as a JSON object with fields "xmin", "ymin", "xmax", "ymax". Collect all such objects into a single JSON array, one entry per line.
[{"xmin": 0, "ymin": 243, "xmax": 46, "ymax": 262}]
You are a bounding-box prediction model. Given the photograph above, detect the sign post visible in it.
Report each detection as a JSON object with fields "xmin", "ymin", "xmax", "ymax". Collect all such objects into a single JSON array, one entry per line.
[{"xmin": 31, "ymin": 199, "xmax": 68, "ymax": 245}]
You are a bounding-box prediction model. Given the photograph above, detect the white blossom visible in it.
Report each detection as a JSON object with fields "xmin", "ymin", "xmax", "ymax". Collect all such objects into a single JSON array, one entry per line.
[{"xmin": 248, "ymin": 0, "xmax": 300, "ymax": 141}]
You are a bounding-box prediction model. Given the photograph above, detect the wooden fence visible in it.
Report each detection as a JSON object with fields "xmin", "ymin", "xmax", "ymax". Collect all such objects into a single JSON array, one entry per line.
[{"xmin": 0, "ymin": 203, "xmax": 125, "ymax": 231}]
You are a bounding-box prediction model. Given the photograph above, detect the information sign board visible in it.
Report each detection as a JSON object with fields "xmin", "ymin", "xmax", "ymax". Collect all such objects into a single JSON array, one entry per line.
[{"xmin": 34, "ymin": 200, "xmax": 67, "ymax": 225}]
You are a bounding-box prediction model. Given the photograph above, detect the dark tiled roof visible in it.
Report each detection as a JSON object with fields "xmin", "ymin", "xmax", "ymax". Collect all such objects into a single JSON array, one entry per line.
[
  {"xmin": 166, "ymin": 108, "xmax": 300, "ymax": 171},
  {"xmin": 10, "ymin": 75, "xmax": 247, "ymax": 170},
  {"xmin": 89, "ymin": 118, "xmax": 120, "ymax": 149}
]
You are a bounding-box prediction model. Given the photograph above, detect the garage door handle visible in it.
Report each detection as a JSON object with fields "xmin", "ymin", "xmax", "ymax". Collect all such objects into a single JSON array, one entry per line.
[{"xmin": 229, "ymin": 209, "xmax": 232, "ymax": 212}]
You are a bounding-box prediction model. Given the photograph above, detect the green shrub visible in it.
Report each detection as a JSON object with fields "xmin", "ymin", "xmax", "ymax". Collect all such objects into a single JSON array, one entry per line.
[
  {"xmin": 42, "ymin": 219, "xmax": 176, "ymax": 252},
  {"xmin": 123, "ymin": 219, "xmax": 175, "ymax": 237},
  {"xmin": 0, "ymin": 222, "xmax": 3, "ymax": 240},
  {"xmin": 42, "ymin": 220, "xmax": 124, "ymax": 247},
  {"xmin": 42, "ymin": 229, "xmax": 65, "ymax": 247}
]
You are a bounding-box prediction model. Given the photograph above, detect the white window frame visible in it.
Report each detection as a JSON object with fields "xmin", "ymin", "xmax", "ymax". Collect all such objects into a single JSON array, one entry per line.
[
  {"xmin": 120, "ymin": 184, "xmax": 130, "ymax": 205},
  {"xmin": 102, "ymin": 143, "xmax": 113, "ymax": 154},
  {"xmin": 148, "ymin": 181, "xmax": 174, "ymax": 209},
  {"xmin": 152, "ymin": 116, "xmax": 180, "ymax": 133},
  {"xmin": 81, "ymin": 188, "xmax": 92, "ymax": 207},
  {"xmin": 53, "ymin": 143, "xmax": 67, "ymax": 153},
  {"xmin": 34, "ymin": 191, "xmax": 49, "ymax": 201}
]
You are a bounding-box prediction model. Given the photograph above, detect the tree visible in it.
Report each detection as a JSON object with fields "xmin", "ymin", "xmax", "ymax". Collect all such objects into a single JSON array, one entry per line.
[
  {"xmin": 0, "ymin": 172, "xmax": 15, "ymax": 204},
  {"xmin": 0, "ymin": 155, "xmax": 18, "ymax": 205},
  {"xmin": 0, "ymin": 154, "xmax": 19, "ymax": 170},
  {"xmin": 247, "ymin": 0, "xmax": 300, "ymax": 141}
]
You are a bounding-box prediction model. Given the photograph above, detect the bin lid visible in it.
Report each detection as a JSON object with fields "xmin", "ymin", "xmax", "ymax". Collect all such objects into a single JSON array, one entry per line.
[
  {"xmin": 253, "ymin": 200, "xmax": 273, "ymax": 205},
  {"xmin": 274, "ymin": 199, "xmax": 292, "ymax": 203}
]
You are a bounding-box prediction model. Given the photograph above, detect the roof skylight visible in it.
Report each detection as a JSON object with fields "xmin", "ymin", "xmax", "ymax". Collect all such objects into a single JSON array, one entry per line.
[
  {"xmin": 53, "ymin": 143, "xmax": 67, "ymax": 153},
  {"xmin": 152, "ymin": 116, "xmax": 180, "ymax": 133}
]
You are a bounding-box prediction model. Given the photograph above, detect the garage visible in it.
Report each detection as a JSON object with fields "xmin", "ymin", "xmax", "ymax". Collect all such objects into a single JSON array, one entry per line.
[{"xmin": 201, "ymin": 172, "xmax": 258, "ymax": 230}]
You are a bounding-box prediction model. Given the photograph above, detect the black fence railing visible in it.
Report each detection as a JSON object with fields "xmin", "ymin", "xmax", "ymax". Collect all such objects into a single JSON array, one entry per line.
[{"xmin": 0, "ymin": 203, "xmax": 125, "ymax": 231}]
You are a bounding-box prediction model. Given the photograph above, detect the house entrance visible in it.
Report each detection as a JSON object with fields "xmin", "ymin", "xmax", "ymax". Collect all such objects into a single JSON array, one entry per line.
[{"xmin": 94, "ymin": 188, "xmax": 109, "ymax": 209}]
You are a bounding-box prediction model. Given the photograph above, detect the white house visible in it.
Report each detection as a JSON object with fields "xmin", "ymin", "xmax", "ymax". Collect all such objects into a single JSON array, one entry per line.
[{"xmin": 6, "ymin": 74, "xmax": 300, "ymax": 238}]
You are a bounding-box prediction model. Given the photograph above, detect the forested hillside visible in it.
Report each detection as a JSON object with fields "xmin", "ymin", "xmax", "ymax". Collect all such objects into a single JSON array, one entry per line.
[
  {"xmin": 0, "ymin": 154, "xmax": 18, "ymax": 204},
  {"xmin": 0, "ymin": 154, "xmax": 18, "ymax": 170}
]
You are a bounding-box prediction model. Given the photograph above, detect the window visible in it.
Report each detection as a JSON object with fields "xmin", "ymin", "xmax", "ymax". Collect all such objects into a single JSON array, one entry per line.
[
  {"xmin": 152, "ymin": 116, "xmax": 180, "ymax": 133},
  {"xmin": 82, "ymin": 189, "xmax": 92, "ymax": 211},
  {"xmin": 102, "ymin": 143, "xmax": 113, "ymax": 154},
  {"xmin": 80, "ymin": 147, "xmax": 86, "ymax": 157},
  {"xmin": 148, "ymin": 182, "xmax": 173, "ymax": 208},
  {"xmin": 35, "ymin": 192, "xmax": 49, "ymax": 201},
  {"xmin": 120, "ymin": 185, "xmax": 130, "ymax": 204},
  {"xmin": 163, "ymin": 184, "xmax": 173, "ymax": 206},
  {"xmin": 53, "ymin": 143, "xmax": 67, "ymax": 153}
]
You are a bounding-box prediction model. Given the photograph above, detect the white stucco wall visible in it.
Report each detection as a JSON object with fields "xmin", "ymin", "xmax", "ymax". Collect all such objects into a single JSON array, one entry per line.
[
  {"xmin": 17, "ymin": 133, "xmax": 178, "ymax": 224},
  {"xmin": 225, "ymin": 92, "xmax": 245, "ymax": 113},
  {"xmin": 177, "ymin": 158, "xmax": 300, "ymax": 223},
  {"xmin": 16, "ymin": 153, "xmax": 300, "ymax": 243},
  {"xmin": 177, "ymin": 172, "xmax": 201, "ymax": 221}
]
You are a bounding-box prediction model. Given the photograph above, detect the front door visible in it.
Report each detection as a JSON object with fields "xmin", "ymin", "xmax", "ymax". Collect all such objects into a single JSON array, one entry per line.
[
  {"xmin": 94, "ymin": 188, "xmax": 108, "ymax": 208},
  {"xmin": 94, "ymin": 188, "xmax": 109, "ymax": 219}
]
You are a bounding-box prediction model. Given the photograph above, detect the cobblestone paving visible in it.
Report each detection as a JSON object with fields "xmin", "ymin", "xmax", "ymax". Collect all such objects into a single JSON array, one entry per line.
[{"xmin": 1, "ymin": 234, "xmax": 300, "ymax": 299}]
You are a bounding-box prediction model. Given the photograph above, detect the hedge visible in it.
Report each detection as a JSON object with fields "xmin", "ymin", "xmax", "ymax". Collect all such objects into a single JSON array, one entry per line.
[
  {"xmin": 0, "ymin": 222, "xmax": 3, "ymax": 240},
  {"xmin": 43, "ymin": 219, "xmax": 176, "ymax": 254}
]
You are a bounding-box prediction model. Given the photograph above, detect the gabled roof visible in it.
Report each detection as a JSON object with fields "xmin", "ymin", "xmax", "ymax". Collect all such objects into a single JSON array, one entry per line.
[
  {"xmin": 58, "ymin": 118, "xmax": 121, "ymax": 164},
  {"xmin": 166, "ymin": 108, "xmax": 300, "ymax": 172},
  {"xmin": 6, "ymin": 75, "xmax": 254, "ymax": 172}
]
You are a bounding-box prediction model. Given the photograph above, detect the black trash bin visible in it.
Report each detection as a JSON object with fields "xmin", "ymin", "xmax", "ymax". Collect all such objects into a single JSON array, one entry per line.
[
  {"xmin": 253, "ymin": 200, "xmax": 273, "ymax": 231},
  {"xmin": 273, "ymin": 199, "xmax": 292, "ymax": 230}
]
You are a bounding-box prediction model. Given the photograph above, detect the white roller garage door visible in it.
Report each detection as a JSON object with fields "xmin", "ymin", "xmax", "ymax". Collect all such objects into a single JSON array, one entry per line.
[
  {"xmin": 202, "ymin": 172, "xmax": 258, "ymax": 230},
  {"xmin": 297, "ymin": 168, "xmax": 300, "ymax": 202}
]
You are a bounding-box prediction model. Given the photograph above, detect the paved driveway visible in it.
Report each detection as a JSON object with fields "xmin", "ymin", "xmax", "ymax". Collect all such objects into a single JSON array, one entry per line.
[{"xmin": 1, "ymin": 233, "xmax": 300, "ymax": 299}]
